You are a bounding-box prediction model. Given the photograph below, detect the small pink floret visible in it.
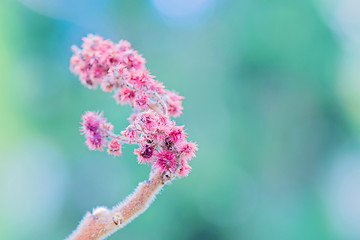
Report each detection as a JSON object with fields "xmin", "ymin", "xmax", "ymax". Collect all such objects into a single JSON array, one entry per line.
[
  {"xmin": 139, "ymin": 111, "xmax": 158, "ymax": 131},
  {"xmin": 166, "ymin": 90, "xmax": 184, "ymax": 118},
  {"xmin": 153, "ymin": 150, "xmax": 177, "ymax": 173},
  {"xmin": 180, "ymin": 141, "xmax": 198, "ymax": 161},
  {"xmin": 178, "ymin": 158, "xmax": 192, "ymax": 177},
  {"xmin": 86, "ymin": 131, "xmax": 105, "ymax": 151},
  {"xmin": 114, "ymin": 87, "xmax": 136, "ymax": 104},
  {"xmin": 148, "ymin": 80, "xmax": 165, "ymax": 94},
  {"xmin": 135, "ymin": 91, "xmax": 149, "ymax": 109},
  {"xmin": 107, "ymin": 139, "xmax": 122, "ymax": 157},
  {"xmin": 134, "ymin": 144, "xmax": 154, "ymax": 164},
  {"xmin": 167, "ymin": 126, "xmax": 185, "ymax": 144}
]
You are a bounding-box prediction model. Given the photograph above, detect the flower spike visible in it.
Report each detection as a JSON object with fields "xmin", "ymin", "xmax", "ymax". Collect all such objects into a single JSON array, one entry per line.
[{"xmin": 66, "ymin": 34, "xmax": 197, "ymax": 240}]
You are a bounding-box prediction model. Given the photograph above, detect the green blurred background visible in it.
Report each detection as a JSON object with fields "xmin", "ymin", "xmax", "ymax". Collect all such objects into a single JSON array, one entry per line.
[{"xmin": 1, "ymin": 0, "xmax": 360, "ymax": 239}]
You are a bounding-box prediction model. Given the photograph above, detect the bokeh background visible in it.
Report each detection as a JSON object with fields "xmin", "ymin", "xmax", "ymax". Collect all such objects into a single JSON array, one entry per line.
[{"xmin": 1, "ymin": 0, "xmax": 360, "ymax": 239}]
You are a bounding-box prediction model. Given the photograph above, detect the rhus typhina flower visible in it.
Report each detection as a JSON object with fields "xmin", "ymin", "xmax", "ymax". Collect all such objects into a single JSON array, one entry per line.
[{"xmin": 66, "ymin": 34, "xmax": 197, "ymax": 240}]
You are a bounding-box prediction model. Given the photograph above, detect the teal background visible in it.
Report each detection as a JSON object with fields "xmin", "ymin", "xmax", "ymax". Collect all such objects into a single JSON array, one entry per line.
[{"xmin": 1, "ymin": 0, "xmax": 360, "ymax": 239}]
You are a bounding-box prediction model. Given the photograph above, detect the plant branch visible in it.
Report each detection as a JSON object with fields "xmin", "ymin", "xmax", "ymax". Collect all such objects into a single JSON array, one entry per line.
[{"xmin": 65, "ymin": 169, "xmax": 171, "ymax": 240}]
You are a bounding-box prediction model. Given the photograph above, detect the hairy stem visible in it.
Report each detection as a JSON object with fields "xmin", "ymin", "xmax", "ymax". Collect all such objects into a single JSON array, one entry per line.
[{"xmin": 66, "ymin": 169, "xmax": 170, "ymax": 240}]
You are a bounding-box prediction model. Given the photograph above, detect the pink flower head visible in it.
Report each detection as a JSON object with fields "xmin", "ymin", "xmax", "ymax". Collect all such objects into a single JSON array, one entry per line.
[
  {"xmin": 114, "ymin": 87, "xmax": 135, "ymax": 104},
  {"xmin": 80, "ymin": 111, "xmax": 105, "ymax": 135},
  {"xmin": 148, "ymin": 80, "xmax": 165, "ymax": 94},
  {"xmin": 178, "ymin": 158, "xmax": 192, "ymax": 177},
  {"xmin": 103, "ymin": 50, "xmax": 120, "ymax": 66},
  {"xmin": 166, "ymin": 90, "xmax": 184, "ymax": 118},
  {"xmin": 125, "ymin": 51, "xmax": 145, "ymax": 70},
  {"xmin": 80, "ymin": 111, "xmax": 109, "ymax": 151},
  {"xmin": 81, "ymin": 34, "xmax": 105, "ymax": 50},
  {"xmin": 166, "ymin": 126, "xmax": 186, "ymax": 145},
  {"xmin": 134, "ymin": 144, "xmax": 154, "ymax": 164},
  {"xmin": 86, "ymin": 131, "xmax": 105, "ymax": 151},
  {"xmin": 139, "ymin": 110, "xmax": 158, "ymax": 131},
  {"xmin": 153, "ymin": 150, "xmax": 177, "ymax": 173},
  {"xmin": 157, "ymin": 113, "xmax": 172, "ymax": 127},
  {"xmin": 135, "ymin": 91, "xmax": 149, "ymax": 110},
  {"xmin": 118, "ymin": 40, "xmax": 131, "ymax": 52},
  {"xmin": 134, "ymin": 110, "xmax": 173, "ymax": 146},
  {"xmin": 152, "ymin": 128, "xmax": 167, "ymax": 144},
  {"xmin": 90, "ymin": 65, "xmax": 106, "ymax": 82},
  {"xmin": 129, "ymin": 69, "xmax": 151, "ymax": 88},
  {"xmin": 107, "ymin": 139, "xmax": 122, "ymax": 157},
  {"xmin": 108, "ymin": 64, "xmax": 129, "ymax": 82},
  {"xmin": 180, "ymin": 141, "xmax": 198, "ymax": 161}
]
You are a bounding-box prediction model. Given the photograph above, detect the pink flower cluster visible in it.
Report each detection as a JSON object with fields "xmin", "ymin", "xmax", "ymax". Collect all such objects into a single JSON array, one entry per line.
[
  {"xmin": 71, "ymin": 34, "xmax": 197, "ymax": 178},
  {"xmin": 126, "ymin": 110, "xmax": 197, "ymax": 176},
  {"xmin": 70, "ymin": 34, "xmax": 183, "ymax": 118}
]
